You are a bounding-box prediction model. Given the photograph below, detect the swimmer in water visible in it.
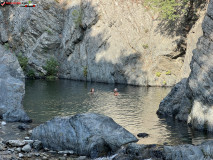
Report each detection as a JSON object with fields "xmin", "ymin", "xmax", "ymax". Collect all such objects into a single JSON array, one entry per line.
[
  {"xmin": 114, "ymin": 88, "xmax": 119, "ymax": 96},
  {"xmin": 90, "ymin": 88, "xmax": 95, "ymax": 94}
]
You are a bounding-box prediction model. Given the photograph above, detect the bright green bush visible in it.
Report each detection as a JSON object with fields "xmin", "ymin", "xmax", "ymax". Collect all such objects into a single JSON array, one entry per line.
[
  {"xmin": 156, "ymin": 72, "xmax": 161, "ymax": 77},
  {"xmin": 144, "ymin": 0, "xmax": 188, "ymax": 20},
  {"xmin": 43, "ymin": 57, "xmax": 59, "ymax": 77},
  {"xmin": 166, "ymin": 70, "xmax": 171, "ymax": 75}
]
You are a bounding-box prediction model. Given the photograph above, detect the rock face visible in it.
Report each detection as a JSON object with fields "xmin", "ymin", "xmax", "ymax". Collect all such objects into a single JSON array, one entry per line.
[
  {"xmin": 0, "ymin": 45, "xmax": 31, "ymax": 122},
  {"xmin": 164, "ymin": 141, "xmax": 213, "ymax": 160},
  {"xmin": 158, "ymin": 1, "xmax": 213, "ymax": 131},
  {"xmin": 157, "ymin": 78, "xmax": 192, "ymax": 121},
  {"xmin": 31, "ymin": 113, "xmax": 138, "ymax": 158},
  {"xmin": 0, "ymin": 0, "xmax": 206, "ymax": 86}
]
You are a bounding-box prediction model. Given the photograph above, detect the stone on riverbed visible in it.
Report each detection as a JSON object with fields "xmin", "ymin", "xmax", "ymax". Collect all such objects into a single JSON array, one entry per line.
[
  {"xmin": 7, "ymin": 140, "xmax": 25, "ymax": 147},
  {"xmin": 31, "ymin": 113, "xmax": 138, "ymax": 158}
]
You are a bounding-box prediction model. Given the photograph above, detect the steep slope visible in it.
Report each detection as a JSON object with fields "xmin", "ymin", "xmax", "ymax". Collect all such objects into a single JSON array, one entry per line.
[{"xmin": 0, "ymin": 0, "xmax": 206, "ymax": 86}]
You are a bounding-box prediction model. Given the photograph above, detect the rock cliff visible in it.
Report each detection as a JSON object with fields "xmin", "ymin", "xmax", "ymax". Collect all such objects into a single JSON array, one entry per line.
[
  {"xmin": 0, "ymin": 0, "xmax": 206, "ymax": 86},
  {"xmin": 158, "ymin": 0, "xmax": 213, "ymax": 131},
  {"xmin": 0, "ymin": 45, "xmax": 31, "ymax": 122}
]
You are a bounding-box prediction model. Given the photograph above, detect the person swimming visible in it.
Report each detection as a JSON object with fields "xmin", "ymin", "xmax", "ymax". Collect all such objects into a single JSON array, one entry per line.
[
  {"xmin": 114, "ymin": 88, "xmax": 119, "ymax": 96},
  {"xmin": 90, "ymin": 88, "xmax": 95, "ymax": 94}
]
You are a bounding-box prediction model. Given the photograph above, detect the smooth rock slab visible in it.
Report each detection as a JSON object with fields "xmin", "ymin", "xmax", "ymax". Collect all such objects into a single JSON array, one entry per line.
[{"xmin": 31, "ymin": 113, "xmax": 138, "ymax": 158}]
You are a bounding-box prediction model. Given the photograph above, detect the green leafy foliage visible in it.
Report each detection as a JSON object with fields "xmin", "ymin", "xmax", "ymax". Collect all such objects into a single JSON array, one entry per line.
[
  {"xmin": 166, "ymin": 70, "xmax": 171, "ymax": 75},
  {"xmin": 144, "ymin": 0, "xmax": 188, "ymax": 20},
  {"xmin": 17, "ymin": 54, "xmax": 28, "ymax": 71},
  {"xmin": 155, "ymin": 72, "xmax": 161, "ymax": 77},
  {"xmin": 143, "ymin": 44, "xmax": 149, "ymax": 49},
  {"xmin": 27, "ymin": 69, "xmax": 36, "ymax": 79},
  {"xmin": 43, "ymin": 57, "xmax": 59, "ymax": 78},
  {"xmin": 72, "ymin": 9, "xmax": 83, "ymax": 28},
  {"xmin": 4, "ymin": 43, "xmax": 9, "ymax": 50}
]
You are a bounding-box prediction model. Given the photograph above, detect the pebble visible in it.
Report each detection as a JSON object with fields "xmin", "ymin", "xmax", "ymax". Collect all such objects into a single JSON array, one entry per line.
[
  {"xmin": 42, "ymin": 156, "xmax": 48, "ymax": 160},
  {"xmin": 19, "ymin": 153, "xmax": 24, "ymax": 158},
  {"xmin": 16, "ymin": 147, "xmax": 21, "ymax": 152},
  {"xmin": 25, "ymin": 137, "xmax": 30, "ymax": 140},
  {"xmin": 22, "ymin": 144, "xmax": 32, "ymax": 152},
  {"xmin": 1, "ymin": 121, "xmax": 6, "ymax": 126}
]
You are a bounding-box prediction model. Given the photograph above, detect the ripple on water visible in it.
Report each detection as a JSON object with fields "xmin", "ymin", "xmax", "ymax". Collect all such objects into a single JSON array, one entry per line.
[{"xmin": 23, "ymin": 79, "xmax": 213, "ymax": 145}]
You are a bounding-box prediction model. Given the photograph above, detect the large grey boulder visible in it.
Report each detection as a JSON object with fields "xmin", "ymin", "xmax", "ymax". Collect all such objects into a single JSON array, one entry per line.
[
  {"xmin": 31, "ymin": 113, "xmax": 138, "ymax": 158},
  {"xmin": 0, "ymin": 45, "xmax": 31, "ymax": 122},
  {"xmin": 157, "ymin": 78, "xmax": 192, "ymax": 121}
]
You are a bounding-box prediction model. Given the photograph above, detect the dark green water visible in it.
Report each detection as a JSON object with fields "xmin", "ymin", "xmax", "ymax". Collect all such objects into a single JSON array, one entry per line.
[{"xmin": 23, "ymin": 79, "xmax": 213, "ymax": 145}]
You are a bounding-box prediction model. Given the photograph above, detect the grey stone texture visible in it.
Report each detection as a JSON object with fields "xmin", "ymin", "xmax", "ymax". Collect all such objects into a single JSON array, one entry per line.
[
  {"xmin": 0, "ymin": 45, "xmax": 31, "ymax": 122},
  {"xmin": 31, "ymin": 113, "xmax": 138, "ymax": 158}
]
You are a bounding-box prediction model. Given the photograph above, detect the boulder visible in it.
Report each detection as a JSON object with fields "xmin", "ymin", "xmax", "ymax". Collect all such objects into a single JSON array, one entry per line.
[
  {"xmin": 0, "ymin": 45, "xmax": 31, "ymax": 122},
  {"xmin": 31, "ymin": 113, "xmax": 138, "ymax": 158},
  {"xmin": 157, "ymin": 78, "xmax": 192, "ymax": 121}
]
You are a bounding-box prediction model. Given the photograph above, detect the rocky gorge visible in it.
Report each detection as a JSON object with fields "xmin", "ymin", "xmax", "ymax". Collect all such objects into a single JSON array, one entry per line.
[
  {"xmin": 2, "ymin": 0, "xmax": 213, "ymax": 160},
  {"xmin": 0, "ymin": 0, "xmax": 207, "ymax": 86}
]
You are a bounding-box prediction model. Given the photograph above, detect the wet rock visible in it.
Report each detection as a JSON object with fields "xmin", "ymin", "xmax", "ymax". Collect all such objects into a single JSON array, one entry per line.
[
  {"xmin": 31, "ymin": 113, "xmax": 138, "ymax": 158},
  {"xmin": 7, "ymin": 140, "xmax": 25, "ymax": 147},
  {"xmin": 157, "ymin": 78, "xmax": 192, "ymax": 121},
  {"xmin": 22, "ymin": 144, "xmax": 32, "ymax": 152},
  {"xmin": 137, "ymin": 133, "xmax": 149, "ymax": 138},
  {"xmin": 18, "ymin": 124, "xmax": 31, "ymax": 131}
]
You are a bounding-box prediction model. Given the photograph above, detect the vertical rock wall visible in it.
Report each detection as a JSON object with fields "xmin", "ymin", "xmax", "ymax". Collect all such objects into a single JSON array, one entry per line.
[{"xmin": 0, "ymin": 45, "xmax": 31, "ymax": 122}]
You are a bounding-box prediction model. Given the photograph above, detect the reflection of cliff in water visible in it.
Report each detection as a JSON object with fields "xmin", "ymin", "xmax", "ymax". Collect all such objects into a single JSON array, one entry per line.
[{"xmin": 23, "ymin": 79, "xmax": 213, "ymax": 145}]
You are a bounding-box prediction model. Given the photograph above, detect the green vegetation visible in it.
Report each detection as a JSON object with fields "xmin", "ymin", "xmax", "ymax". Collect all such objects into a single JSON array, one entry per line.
[
  {"xmin": 155, "ymin": 72, "xmax": 161, "ymax": 77},
  {"xmin": 144, "ymin": 0, "xmax": 188, "ymax": 20},
  {"xmin": 17, "ymin": 54, "xmax": 28, "ymax": 71},
  {"xmin": 72, "ymin": 9, "xmax": 83, "ymax": 28},
  {"xmin": 144, "ymin": 29, "xmax": 149, "ymax": 33},
  {"xmin": 83, "ymin": 66, "xmax": 88, "ymax": 78},
  {"xmin": 143, "ymin": 44, "xmax": 149, "ymax": 49},
  {"xmin": 4, "ymin": 43, "xmax": 9, "ymax": 50},
  {"xmin": 43, "ymin": 57, "xmax": 59, "ymax": 79},
  {"xmin": 27, "ymin": 69, "xmax": 36, "ymax": 79},
  {"xmin": 166, "ymin": 70, "xmax": 171, "ymax": 75},
  {"xmin": 163, "ymin": 80, "xmax": 167, "ymax": 85},
  {"xmin": 46, "ymin": 29, "xmax": 52, "ymax": 35}
]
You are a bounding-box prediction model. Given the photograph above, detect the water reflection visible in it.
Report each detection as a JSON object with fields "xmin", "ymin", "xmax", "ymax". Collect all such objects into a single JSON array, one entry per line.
[{"xmin": 23, "ymin": 79, "xmax": 213, "ymax": 145}]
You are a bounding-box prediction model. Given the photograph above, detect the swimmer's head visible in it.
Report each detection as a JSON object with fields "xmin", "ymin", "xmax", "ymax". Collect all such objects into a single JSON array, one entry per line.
[{"xmin": 114, "ymin": 88, "xmax": 118, "ymax": 92}]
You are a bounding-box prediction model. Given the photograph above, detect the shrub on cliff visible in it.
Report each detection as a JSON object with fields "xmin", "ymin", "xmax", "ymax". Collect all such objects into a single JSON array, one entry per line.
[
  {"xmin": 17, "ymin": 54, "xmax": 28, "ymax": 71},
  {"xmin": 144, "ymin": 0, "xmax": 188, "ymax": 20},
  {"xmin": 43, "ymin": 57, "xmax": 59, "ymax": 79}
]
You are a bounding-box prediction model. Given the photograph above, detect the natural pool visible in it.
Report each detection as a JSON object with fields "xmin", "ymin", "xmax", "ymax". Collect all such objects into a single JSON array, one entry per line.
[{"xmin": 23, "ymin": 79, "xmax": 213, "ymax": 146}]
